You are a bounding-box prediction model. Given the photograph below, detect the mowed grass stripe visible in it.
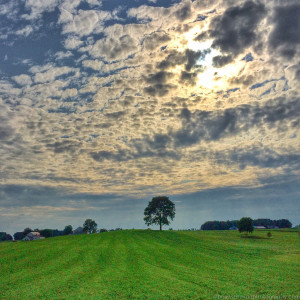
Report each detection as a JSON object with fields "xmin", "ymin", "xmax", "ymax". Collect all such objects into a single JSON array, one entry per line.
[{"xmin": 0, "ymin": 230, "xmax": 299, "ymax": 299}]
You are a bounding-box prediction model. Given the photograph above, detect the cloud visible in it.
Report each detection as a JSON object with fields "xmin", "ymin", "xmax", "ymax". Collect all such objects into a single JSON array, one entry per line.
[
  {"xmin": 60, "ymin": 9, "xmax": 111, "ymax": 37},
  {"xmin": 157, "ymin": 49, "xmax": 207, "ymax": 71},
  {"xmin": 89, "ymin": 34, "xmax": 138, "ymax": 61},
  {"xmin": 215, "ymin": 146, "xmax": 300, "ymax": 170},
  {"xmin": 33, "ymin": 66, "xmax": 76, "ymax": 83},
  {"xmin": 174, "ymin": 2, "xmax": 192, "ymax": 21},
  {"xmin": 268, "ymin": 3, "xmax": 300, "ymax": 60},
  {"xmin": 172, "ymin": 96, "xmax": 300, "ymax": 146},
  {"xmin": 143, "ymin": 31, "xmax": 171, "ymax": 51},
  {"xmin": 82, "ymin": 59, "xmax": 104, "ymax": 71},
  {"xmin": 15, "ymin": 25, "xmax": 34, "ymax": 37},
  {"xmin": 208, "ymin": 1, "xmax": 266, "ymax": 66},
  {"xmin": 64, "ymin": 36, "xmax": 83, "ymax": 49},
  {"xmin": 23, "ymin": 0, "xmax": 60, "ymax": 20},
  {"xmin": 12, "ymin": 74, "xmax": 32, "ymax": 86}
]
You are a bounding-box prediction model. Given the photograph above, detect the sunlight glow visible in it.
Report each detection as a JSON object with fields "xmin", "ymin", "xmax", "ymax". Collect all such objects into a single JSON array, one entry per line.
[{"xmin": 185, "ymin": 28, "xmax": 244, "ymax": 90}]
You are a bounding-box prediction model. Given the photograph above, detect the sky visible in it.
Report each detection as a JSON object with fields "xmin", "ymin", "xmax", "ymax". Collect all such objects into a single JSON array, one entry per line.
[{"xmin": 0, "ymin": 0, "xmax": 299, "ymax": 234}]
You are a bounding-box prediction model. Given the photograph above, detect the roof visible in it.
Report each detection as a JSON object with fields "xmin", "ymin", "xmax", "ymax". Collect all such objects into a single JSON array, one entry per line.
[
  {"xmin": 30, "ymin": 232, "xmax": 40, "ymax": 236},
  {"xmin": 254, "ymin": 226, "xmax": 266, "ymax": 229},
  {"xmin": 73, "ymin": 227, "xmax": 84, "ymax": 233}
]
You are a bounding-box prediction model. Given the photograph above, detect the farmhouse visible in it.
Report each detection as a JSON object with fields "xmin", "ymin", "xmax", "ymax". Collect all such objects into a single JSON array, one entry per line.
[{"xmin": 23, "ymin": 232, "xmax": 45, "ymax": 241}]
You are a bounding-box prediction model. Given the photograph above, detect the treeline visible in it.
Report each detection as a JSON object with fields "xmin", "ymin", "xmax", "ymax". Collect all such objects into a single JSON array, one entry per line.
[
  {"xmin": 13, "ymin": 227, "xmax": 65, "ymax": 240},
  {"xmin": 0, "ymin": 225, "xmax": 124, "ymax": 242},
  {"xmin": 201, "ymin": 219, "xmax": 292, "ymax": 230}
]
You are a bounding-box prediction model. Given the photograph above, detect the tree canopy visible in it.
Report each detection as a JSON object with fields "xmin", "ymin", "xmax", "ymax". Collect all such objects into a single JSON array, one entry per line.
[
  {"xmin": 0, "ymin": 232, "xmax": 12, "ymax": 242},
  {"xmin": 144, "ymin": 196, "xmax": 175, "ymax": 231},
  {"xmin": 238, "ymin": 217, "xmax": 254, "ymax": 233},
  {"xmin": 63, "ymin": 225, "xmax": 73, "ymax": 235},
  {"xmin": 83, "ymin": 219, "xmax": 97, "ymax": 234}
]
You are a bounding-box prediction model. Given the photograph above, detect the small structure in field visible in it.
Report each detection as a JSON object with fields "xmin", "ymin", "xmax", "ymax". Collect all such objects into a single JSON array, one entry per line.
[
  {"xmin": 23, "ymin": 232, "xmax": 45, "ymax": 241},
  {"xmin": 73, "ymin": 227, "xmax": 84, "ymax": 235},
  {"xmin": 229, "ymin": 226, "xmax": 238, "ymax": 230},
  {"xmin": 254, "ymin": 226, "xmax": 266, "ymax": 229}
]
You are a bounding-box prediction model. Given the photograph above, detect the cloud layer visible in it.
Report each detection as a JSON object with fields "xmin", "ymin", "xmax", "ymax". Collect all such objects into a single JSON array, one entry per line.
[{"xmin": 0, "ymin": 0, "xmax": 299, "ymax": 232}]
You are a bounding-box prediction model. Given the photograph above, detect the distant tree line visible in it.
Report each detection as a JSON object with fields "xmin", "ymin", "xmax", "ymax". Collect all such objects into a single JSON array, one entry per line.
[
  {"xmin": 0, "ymin": 232, "xmax": 13, "ymax": 241},
  {"xmin": 201, "ymin": 218, "xmax": 292, "ymax": 230},
  {"xmin": 0, "ymin": 220, "xmax": 125, "ymax": 242}
]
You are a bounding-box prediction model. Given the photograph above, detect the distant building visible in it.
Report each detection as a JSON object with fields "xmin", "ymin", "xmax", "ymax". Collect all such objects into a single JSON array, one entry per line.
[
  {"xmin": 267, "ymin": 226, "xmax": 279, "ymax": 229},
  {"xmin": 73, "ymin": 227, "xmax": 84, "ymax": 235},
  {"xmin": 254, "ymin": 226, "xmax": 266, "ymax": 229},
  {"xmin": 23, "ymin": 232, "xmax": 45, "ymax": 241},
  {"xmin": 229, "ymin": 226, "xmax": 238, "ymax": 230}
]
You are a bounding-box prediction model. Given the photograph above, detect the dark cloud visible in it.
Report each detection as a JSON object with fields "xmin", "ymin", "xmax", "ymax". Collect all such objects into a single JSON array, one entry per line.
[
  {"xmin": 145, "ymin": 71, "xmax": 173, "ymax": 84},
  {"xmin": 90, "ymin": 142, "xmax": 178, "ymax": 162},
  {"xmin": 268, "ymin": 3, "xmax": 300, "ymax": 59},
  {"xmin": 144, "ymin": 84, "xmax": 175, "ymax": 97},
  {"xmin": 105, "ymin": 111, "xmax": 126, "ymax": 119},
  {"xmin": 90, "ymin": 151, "xmax": 114, "ymax": 162},
  {"xmin": 47, "ymin": 140, "xmax": 82, "ymax": 154},
  {"xmin": 126, "ymin": 96, "xmax": 299, "ymax": 153},
  {"xmin": 92, "ymin": 35, "xmax": 137, "ymax": 61},
  {"xmin": 229, "ymin": 74, "xmax": 255, "ymax": 87},
  {"xmin": 172, "ymin": 96, "xmax": 300, "ymax": 146},
  {"xmin": 143, "ymin": 31, "xmax": 171, "ymax": 51},
  {"xmin": 0, "ymin": 116, "xmax": 15, "ymax": 141},
  {"xmin": 212, "ymin": 55, "xmax": 233, "ymax": 68},
  {"xmin": 92, "ymin": 96, "xmax": 299, "ymax": 163},
  {"xmin": 295, "ymin": 67, "xmax": 300, "ymax": 81},
  {"xmin": 180, "ymin": 71, "xmax": 198, "ymax": 86},
  {"xmin": 157, "ymin": 50, "xmax": 187, "ymax": 69},
  {"xmin": 209, "ymin": 1, "xmax": 266, "ymax": 65},
  {"xmin": 215, "ymin": 147, "xmax": 300, "ymax": 170},
  {"xmin": 194, "ymin": 31, "xmax": 209, "ymax": 42},
  {"xmin": 157, "ymin": 49, "xmax": 207, "ymax": 72},
  {"xmin": 143, "ymin": 69, "xmax": 176, "ymax": 96},
  {"xmin": 174, "ymin": 2, "xmax": 192, "ymax": 21}
]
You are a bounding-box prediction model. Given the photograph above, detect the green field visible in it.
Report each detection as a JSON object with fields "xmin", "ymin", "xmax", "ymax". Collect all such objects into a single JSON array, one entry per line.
[{"xmin": 1, "ymin": 230, "xmax": 299, "ymax": 299}]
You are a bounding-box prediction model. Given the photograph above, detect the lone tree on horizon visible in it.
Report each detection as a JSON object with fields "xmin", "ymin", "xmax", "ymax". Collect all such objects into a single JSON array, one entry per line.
[
  {"xmin": 144, "ymin": 196, "xmax": 175, "ymax": 231},
  {"xmin": 238, "ymin": 217, "xmax": 254, "ymax": 234},
  {"xmin": 83, "ymin": 219, "xmax": 97, "ymax": 234}
]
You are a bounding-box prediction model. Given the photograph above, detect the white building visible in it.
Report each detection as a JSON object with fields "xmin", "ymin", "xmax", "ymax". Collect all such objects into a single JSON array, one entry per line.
[{"xmin": 23, "ymin": 232, "xmax": 45, "ymax": 241}]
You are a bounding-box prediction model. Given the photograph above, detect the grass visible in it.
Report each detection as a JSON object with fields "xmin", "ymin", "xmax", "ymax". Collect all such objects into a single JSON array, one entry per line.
[{"xmin": 0, "ymin": 230, "xmax": 299, "ymax": 299}]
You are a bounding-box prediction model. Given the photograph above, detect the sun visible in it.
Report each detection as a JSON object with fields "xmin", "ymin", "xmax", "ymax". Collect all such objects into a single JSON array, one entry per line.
[{"xmin": 184, "ymin": 28, "xmax": 244, "ymax": 90}]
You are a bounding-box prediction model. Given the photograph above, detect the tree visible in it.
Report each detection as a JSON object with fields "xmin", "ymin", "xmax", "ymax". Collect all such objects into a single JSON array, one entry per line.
[
  {"xmin": 0, "ymin": 232, "xmax": 12, "ymax": 242},
  {"xmin": 238, "ymin": 217, "xmax": 254, "ymax": 234},
  {"xmin": 83, "ymin": 219, "xmax": 97, "ymax": 234},
  {"xmin": 63, "ymin": 225, "xmax": 73, "ymax": 235},
  {"xmin": 275, "ymin": 219, "xmax": 292, "ymax": 228},
  {"xmin": 144, "ymin": 196, "xmax": 175, "ymax": 231},
  {"xmin": 13, "ymin": 232, "xmax": 25, "ymax": 240},
  {"xmin": 23, "ymin": 227, "xmax": 32, "ymax": 235},
  {"xmin": 39, "ymin": 229, "xmax": 53, "ymax": 238}
]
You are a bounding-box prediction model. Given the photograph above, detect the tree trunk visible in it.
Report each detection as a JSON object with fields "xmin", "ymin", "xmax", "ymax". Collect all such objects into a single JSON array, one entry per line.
[{"xmin": 160, "ymin": 219, "xmax": 162, "ymax": 231}]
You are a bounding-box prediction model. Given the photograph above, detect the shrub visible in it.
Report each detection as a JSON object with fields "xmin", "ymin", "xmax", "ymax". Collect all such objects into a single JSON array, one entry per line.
[{"xmin": 267, "ymin": 232, "xmax": 272, "ymax": 238}]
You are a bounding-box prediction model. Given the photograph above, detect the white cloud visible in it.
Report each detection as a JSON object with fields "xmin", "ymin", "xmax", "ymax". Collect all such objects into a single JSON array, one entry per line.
[
  {"xmin": 23, "ymin": 0, "xmax": 59, "ymax": 20},
  {"xmin": 55, "ymin": 51, "xmax": 73, "ymax": 60},
  {"xmin": 60, "ymin": 0, "xmax": 82, "ymax": 14},
  {"xmin": 15, "ymin": 25, "xmax": 34, "ymax": 37},
  {"xmin": 82, "ymin": 59, "xmax": 104, "ymax": 71},
  {"xmin": 13, "ymin": 74, "xmax": 33, "ymax": 86},
  {"xmin": 60, "ymin": 9, "xmax": 112, "ymax": 37},
  {"xmin": 64, "ymin": 36, "xmax": 83, "ymax": 49},
  {"xmin": 34, "ymin": 66, "xmax": 76, "ymax": 83},
  {"xmin": 86, "ymin": 0, "xmax": 102, "ymax": 7}
]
